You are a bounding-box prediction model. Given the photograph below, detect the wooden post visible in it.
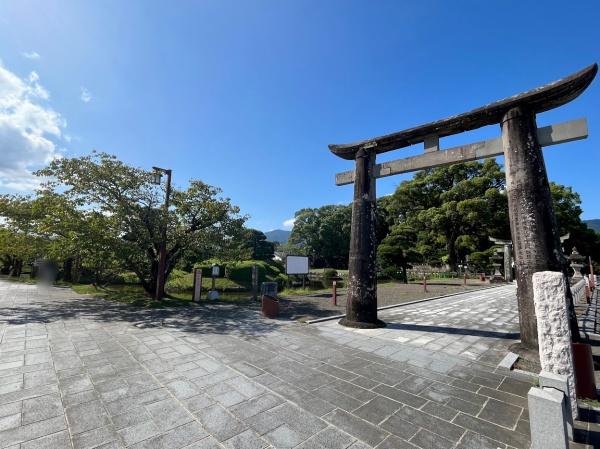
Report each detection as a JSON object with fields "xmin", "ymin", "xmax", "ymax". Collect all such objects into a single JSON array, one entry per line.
[
  {"xmin": 192, "ymin": 268, "xmax": 202, "ymax": 302},
  {"xmin": 502, "ymin": 106, "xmax": 565, "ymax": 348},
  {"xmin": 332, "ymin": 280, "xmax": 337, "ymax": 306},
  {"xmin": 339, "ymin": 148, "xmax": 384, "ymax": 328}
]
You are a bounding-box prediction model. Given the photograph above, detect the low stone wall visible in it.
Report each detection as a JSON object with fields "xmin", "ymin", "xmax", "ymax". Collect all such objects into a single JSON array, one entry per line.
[{"xmin": 571, "ymin": 278, "xmax": 587, "ymax": 304}]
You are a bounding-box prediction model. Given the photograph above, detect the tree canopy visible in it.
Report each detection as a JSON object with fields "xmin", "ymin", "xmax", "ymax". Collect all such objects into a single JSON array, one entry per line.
[
  {"xmin": 287, "ymin": 160, "xmax": 599, "ymax": 274},
  {"xmin": 0, "ymin": 152, "xmax": 248, "ymax": 294}
]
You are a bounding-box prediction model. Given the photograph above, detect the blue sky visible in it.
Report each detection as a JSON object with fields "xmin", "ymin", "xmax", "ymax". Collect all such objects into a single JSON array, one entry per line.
[{"xmin": 0, "ymin": 1, "xmax": 599, "ymax": 231}]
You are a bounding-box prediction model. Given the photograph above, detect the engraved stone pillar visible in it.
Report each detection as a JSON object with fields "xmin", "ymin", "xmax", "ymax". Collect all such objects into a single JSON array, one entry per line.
[
  {"xmin": 502, "ymin": 107, "xmax": 564, "ymax": 348},
  {"xmin": 340, "ymin": 148, "xmax": 385, "ymax": 328},
  {"xmin": 532, "ymin": 272, "xmax": 577, "ymax": 419}
]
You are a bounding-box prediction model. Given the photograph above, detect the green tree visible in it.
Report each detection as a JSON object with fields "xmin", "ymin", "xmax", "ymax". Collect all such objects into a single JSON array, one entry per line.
[
  {"xmin": 387, "ymin": 160, "xmax": 508, "ymax": 270},
  {"xmin": 550, "ymin": 183, "xmax": 600, "ymax": 264},
  {"xmin": 0, "ymin": 195, "xmax": 50, "ymax": 277},
  {"xmin": 242, "ymin": 229, "xmax": 275, "ymax": 260},
  {"xmin": 36, "ymin": 152, "xmax": 247, "ymax": 295},
  {"xmin": 377, "ymin": 223, "xmax": 420, "ymax": 282},
  {"xmin": 289, "ymin": 205, "xmax": 351, "ymax": 268},
  {"xmin": 0, "ymin": 192, "xmax": 122, "ymax": 283}
]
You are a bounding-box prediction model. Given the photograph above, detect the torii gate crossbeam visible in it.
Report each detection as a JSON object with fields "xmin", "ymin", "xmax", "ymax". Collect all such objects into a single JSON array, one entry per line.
[{"xmin": 329, "ymin": 63, "xmax": 597, "ymax": 348}]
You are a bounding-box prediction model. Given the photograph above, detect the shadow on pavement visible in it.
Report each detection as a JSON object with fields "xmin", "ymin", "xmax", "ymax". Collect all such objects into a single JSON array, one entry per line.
[
  {"xmin": 385, "ymin": 322, "xmax": 520, "ymax": 340},
  {"xmin": 0, "ymin": 287, "xmax": 282, "ymax": 337}
]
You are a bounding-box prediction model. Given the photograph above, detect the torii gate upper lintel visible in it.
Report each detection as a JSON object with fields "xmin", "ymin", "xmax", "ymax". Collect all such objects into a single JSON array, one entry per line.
[{"xmin": 329, "ymin": 63, "xmax": 598, "ymax": 347}]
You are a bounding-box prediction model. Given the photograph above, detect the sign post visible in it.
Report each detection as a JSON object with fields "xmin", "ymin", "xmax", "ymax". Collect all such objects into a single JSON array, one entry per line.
[
  {"xmin": 192, "ymin": 268, "xmax": 203, "ymax": 302},
  {"xmin": 286, "ymin": 255, "xmax": 309, "ymax": 289},
  {"xmin": 208, "ymin": 264, "xmax": 220, "ymax": 300}
]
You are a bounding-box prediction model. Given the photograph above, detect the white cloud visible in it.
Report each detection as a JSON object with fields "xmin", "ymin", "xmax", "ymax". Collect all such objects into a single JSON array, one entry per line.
[
  {"xmin": 80, "ymin": 87, "xmax": 92, "ymax": 103},
  {"xmin": 22, "ymin": 51, "xmax": 41, "ymax": 60},
  {"xmin": 282, "ymin": 218, "xmax": 295, "ymax": 230},
  {"xmin": 0, "ymin": 62, "xmax": 65, "ymax": 190}
]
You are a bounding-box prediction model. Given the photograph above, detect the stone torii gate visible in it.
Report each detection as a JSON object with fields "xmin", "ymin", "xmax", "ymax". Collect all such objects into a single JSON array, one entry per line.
[{"xmin": 329, "ymin": 64, "xmax": 597, "ymax": 348}]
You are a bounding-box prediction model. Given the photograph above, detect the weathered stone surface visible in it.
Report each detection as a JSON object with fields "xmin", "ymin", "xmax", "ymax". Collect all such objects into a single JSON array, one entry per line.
[
  {"xmin": 503, "ymin": 109, "xmax": 564, "ymax": 348},
  {"xmin": 539, "ymin": 371, "xmax": 574, "ymax": 439},
  {"xmin": 497, "ymin": 352, "xmax": 519, "ymax": 372},
  {"xmin": 340, "ymin": 148, "xmax": 384, "ymax": 329},
  {"xmin": 0, "ymin": 280, "xmax": 536, "ymax": 448},
  {"xmin": 528, "ymin": 387, "xmax": 568, "ymax": 449},
  {"xmin": 532, "ymin": 271, "xmax": 576, "ymax": 418}
]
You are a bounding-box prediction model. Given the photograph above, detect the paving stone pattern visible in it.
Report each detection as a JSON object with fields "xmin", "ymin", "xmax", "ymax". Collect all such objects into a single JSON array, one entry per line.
[
  {"xmin": 317, "ymin": 286, "xmax": 520, "ymax": 366},
  {"xmin": 0, "ymin": 281, "xmax": 532, "ymax": 448}
]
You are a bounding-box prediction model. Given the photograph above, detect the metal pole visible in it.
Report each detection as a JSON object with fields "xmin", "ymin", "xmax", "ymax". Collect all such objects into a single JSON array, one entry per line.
[{"xmin": 155, "ymin": 169, "xmax": 172, "ymax": 301}]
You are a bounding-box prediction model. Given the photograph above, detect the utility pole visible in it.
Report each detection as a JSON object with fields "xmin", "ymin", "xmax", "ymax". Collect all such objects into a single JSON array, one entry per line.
[{"xmin": 151, "ymin": 166, "xmax": 172, "ymax": 301}]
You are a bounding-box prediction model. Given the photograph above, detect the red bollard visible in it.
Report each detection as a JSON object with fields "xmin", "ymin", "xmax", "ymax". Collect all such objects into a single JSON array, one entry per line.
[
  {"xmin": 573, "ymin": 342, "xmax": 598, "ymax": 399},
  {"xmin": 585, "ymin": 285, "xmax": 591, "ymax": 304},
  {"xmin": 332, "ymin": 280, "xmax": 337, "ymax": 306}
]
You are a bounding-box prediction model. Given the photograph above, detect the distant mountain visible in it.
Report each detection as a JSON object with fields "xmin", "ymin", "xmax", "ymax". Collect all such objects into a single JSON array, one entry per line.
[
  {"xmin": 584, "ymin": 219, "xmax": 600, "ymax": 233},
  {"xmin": 264, "ymin": 229, "xmax": 291, "ymax": 243}
]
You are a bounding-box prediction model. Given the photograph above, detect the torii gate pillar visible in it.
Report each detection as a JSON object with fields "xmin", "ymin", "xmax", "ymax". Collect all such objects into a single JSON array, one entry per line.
[
  {"xmin": 502, "ymin": 107, "xmax": 565, "ymax": 347},
  {"xmin": 339, "ymin": 148, "xmax": 385, "ymax": 328}
]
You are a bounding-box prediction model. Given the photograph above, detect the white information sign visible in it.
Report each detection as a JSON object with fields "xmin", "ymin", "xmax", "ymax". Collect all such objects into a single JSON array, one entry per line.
[{"xmin": 286, "ymin": 255, "xmax": 309, "ymax": 275}]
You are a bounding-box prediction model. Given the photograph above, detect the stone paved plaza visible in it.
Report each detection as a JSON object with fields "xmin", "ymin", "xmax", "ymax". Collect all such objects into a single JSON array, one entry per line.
[
  {"xmin": 316, "ymin": 286, "xmax": 520, "ymax": 366},
  {"xmin": 0, "ymin": 280, "xmax": 534, "ymax": 449}
]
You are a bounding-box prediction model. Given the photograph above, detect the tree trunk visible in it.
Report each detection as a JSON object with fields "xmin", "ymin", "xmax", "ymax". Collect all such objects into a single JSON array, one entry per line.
[
  {"xmin": 10, "ymin": 258, "xmax": 22, "ymax": 277},
  {"xmin": 63, "ymin": 258, "xmax": 73, "ymax": 282},
  {"xmin": 71, "ymin": 257, "xmax": 81, "ymax": 284},
  {"xmin": 447, "ymin": 235, "xmax": 457, "ymax": 272}
]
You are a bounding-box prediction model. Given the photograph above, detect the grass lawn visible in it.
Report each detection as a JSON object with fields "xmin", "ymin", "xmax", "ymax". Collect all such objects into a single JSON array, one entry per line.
[{"xmin": 70, "ymin": 282, "xmax": 254, "ymax": 308}]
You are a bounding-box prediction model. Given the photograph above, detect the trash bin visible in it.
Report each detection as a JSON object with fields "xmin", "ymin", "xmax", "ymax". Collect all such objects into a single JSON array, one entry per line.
[
  {"xmin": 261, "ymin": 282, "xmax": 278, "ymax": 297},
  {"xmin": 261, "ymin": 282, "xmax": 279, "ymax": 318}
]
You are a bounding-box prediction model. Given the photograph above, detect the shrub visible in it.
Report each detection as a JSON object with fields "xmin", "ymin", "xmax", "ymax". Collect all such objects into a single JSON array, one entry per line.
[
  {"xmin": 226, "ymin": 260, "xmax": 283, "ymax": 286},
  {"xmin": 321, "ymin": 268, "xmax": 342, "ymax": 288},
  {"xmin": 110, "ymin": 271, "xmax": 140, "ymax": 284},
  {"xmin": 166, "ymin": 269, "xmax": 192, "ymax": 292},
  {"xmin": 276, "ymin": 273, "xmax": 288, "ymax": 291},
  {"xmin": 381, "ymin": 266, "xmax": 403, "ymax": 281}
]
